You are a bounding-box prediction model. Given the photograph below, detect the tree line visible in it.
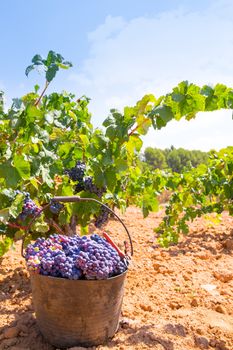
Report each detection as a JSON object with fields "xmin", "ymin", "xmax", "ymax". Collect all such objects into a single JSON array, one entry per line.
[{"xmin": 142, "ymin": 146, "xmax": 209, "ymax": 173}]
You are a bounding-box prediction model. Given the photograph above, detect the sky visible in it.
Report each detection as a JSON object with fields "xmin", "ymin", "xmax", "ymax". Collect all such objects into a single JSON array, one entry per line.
[{"xmin": 0, "ymin": 0, "xmax": 232, "ymax": 151}]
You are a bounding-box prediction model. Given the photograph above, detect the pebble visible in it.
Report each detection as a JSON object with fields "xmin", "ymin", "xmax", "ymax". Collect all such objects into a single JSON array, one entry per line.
[
  {"xmin": 3, "ymin": 326, "xmax": 19, "ymax": 339},
  {"xmin": 191, "ymin": 298, "xmax": 199, "ymax": 307},
  {"xmin": 213, "ymin": 269, "xmax": 233, "ymax": 283},
  {"xmin": 215, "ymin": 304, "xmax": 227, "ymax": 314},
  {"xmin": 169, "ymin": 301, "xmax": 182, "ymax": 310},
  {"xmin": 0, "ymin": 337, "xmax": 18, "ymax": 350},
  {"xmin": 140, "ymin": 303, "xmax": 153, "ymax": 312},
  {"xmin": 223, "ymin": 239, "xmax": 233, "ymax": 250},
  {"xmin": 183, "ymin": 273, "xmax": 191, "ymax": 281},
  {"xmin": 195, "ymin": 251, "xmax": 211, "ymax": 260},
  {"xmin": 194, "ymin": 335, "xmax": 209, "ymax": 349}
]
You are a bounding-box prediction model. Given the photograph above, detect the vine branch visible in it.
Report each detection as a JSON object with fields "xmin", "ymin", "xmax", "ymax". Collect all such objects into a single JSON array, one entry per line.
[{"xmin": 34, "ymin": 80, "xmax": 49, "ymax": 107}]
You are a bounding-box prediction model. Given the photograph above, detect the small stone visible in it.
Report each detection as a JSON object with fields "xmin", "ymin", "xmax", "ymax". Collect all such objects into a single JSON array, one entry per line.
[
  {"xmin": 3, "ymin": 326, "xmax": 19, "ymax": 339},
  {"xmin": 183, "ymin": 273, "xmax": 190, "ymax": 281},
  {"xmin": 191, "ymin": 298, "xmax": 198, "ymax": 307},
  {"xmin": 213, "ymin": 269, "xmax": 233, "ymax": 283},
  {"xmin": 196, "ymin": 251, "xmax": 210, "ymax": 260},
  {"xmin": 19, "ymin": 331, "xmax": 28, "ymax": 337},
  {"xmin": 0, "ymin": 337, "xmax": 18, "ymax": 348},
  {"xmin": 209, "ymin": 339, "xmax": 217, "ymax": 347},
  {"xmin": 169, "ymin": 301, "xmax": 182, "ymax": 310},
  {"xmin": 164, "ymin": 323, "xmax": 187, "ymax": 337},
  {"xmin": 18, "ymin": 324, "xmax": 28, "ymax": 333},
  {"xmin": 215, "ymin": 305, "xmax": 227, "ymax": 314},
  {"xmin": 153, "ymin": 263, "xmax": 162, "ymax": 271},
  {"xmin": 139, "ymin": 303, "xmax": 153, "ymax": 312},
  {"xmin": 120, "ymin": 317, "xmax": 136, "ymax": 329},
  {"xmin": 215, "ymin": 254, "xmax": 222, "ymax": 260},
  {"xmin": 216, "ymin": 340, "xmax": 228, "ymax": 350},
  {"xmin": 194, "ymin": 335, "xmax": 209, "ymax": 349},
  {"xmin": 223, "ymin": 239, "xmax": 233, "ymax": 250}
]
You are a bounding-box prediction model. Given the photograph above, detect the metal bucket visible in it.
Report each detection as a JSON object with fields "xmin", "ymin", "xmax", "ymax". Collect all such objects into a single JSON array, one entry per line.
[
  {"xmin": 22, "ymin": 196, "xmax": 133, "ymax": 348},
  {"xmin": 30, "ymin": 271, "xmax": 127, "ymax": 348}
]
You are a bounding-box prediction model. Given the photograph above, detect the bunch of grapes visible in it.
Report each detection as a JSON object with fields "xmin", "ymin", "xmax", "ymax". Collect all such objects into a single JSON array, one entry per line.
[
  {"xmin": 14, "ymin": 191, "xmax": 41, "ymax": 221},
  {"xmin": 94, "ymin": 205, "xmax": 109, "ymax": 228},
  {"xmin": 49, "ymin": 201, "xmax": 64, "ymax": 214},
  {"xmin": 64, "ymin": 161, "xmax": 109, "ymax": 227},
  {"xmin": 83, "ymin": 176, "xmax": 106, "ymax": 198},
  {"xmin": 25, "ymin": 233, "xmax": 128, "ymax": 280},
  {"xmin": 64, "ymin": 161, "xmax": 86, "ymax": 182}
]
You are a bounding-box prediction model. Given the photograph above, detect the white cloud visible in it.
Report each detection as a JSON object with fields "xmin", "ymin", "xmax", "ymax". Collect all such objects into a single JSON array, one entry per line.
[{"xmin": 68, "ymin": 1, "xmax": 233, "ymax": 151}]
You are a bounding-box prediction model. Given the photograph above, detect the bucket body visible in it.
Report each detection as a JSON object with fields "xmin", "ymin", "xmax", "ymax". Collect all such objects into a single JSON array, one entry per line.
[{"xmin": 30, "ymin": 271, "xmax": 127, "ymax": 348}]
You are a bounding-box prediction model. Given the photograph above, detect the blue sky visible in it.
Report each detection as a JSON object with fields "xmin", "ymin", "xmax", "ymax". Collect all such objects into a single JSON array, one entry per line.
[{"xmin": 1, "ymin": 0, "xmax": 232, "ymax": 151}]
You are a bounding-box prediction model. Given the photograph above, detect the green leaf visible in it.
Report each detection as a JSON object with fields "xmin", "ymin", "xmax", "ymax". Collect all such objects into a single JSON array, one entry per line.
[
  {"xmin": 40, "ymin": 166, "xmax": 53, "ymax": 187},
  {"xmin": 46, "ymin": 51, "xmax": 57, "ymax": 66},
  {"xmin": 92, "ymin": 164, "xmax": 106, "ymax": 188},
  {"xmin": 0, "ymin": 208, "xmax": 10, "ymax": 224},
  {"xmin": 80, "ymin": 226, "xmax": 88, "ymax": 236},
  {"xmin": 46, "ymin": 64, "xmax": 59, "ymax": 82},
  {"xmin": 105, "ymin": 167, "xmax": 117, "ymax": 191},
  {"xmin": 31, "ymin": 221, "xmax": 49, "ymax": 233},
  {"xmin": 126, "ymin": 135, "xmax": 143, "ymax": 154},
  {"xmin": 151, "ymin": 105, "xmax": 174, "ymax": 129},
  {"xmin": 34, "ymin": 84, "xmax": 40, "ymax": 93},
  {"xmin": 13, "ymin": 155, "xmax": 31, "ymax": 179},
  {"xmin": 32, "ymin": 54, "xmax": 43, "ymax": 65},
  {"xmin": 9, "ymin": 194, "xmax": 24, "ymax": 218},
  {"xmin": 142, "ymin": 194, "xmax": 159, "ymax": 217},
  {"xmin": 0, "ymin": 237, "xmax": 13, "ymax": 256},
  {"xmin": 0, "ymin": 162, "xmax": 21, "ymax": 187},
  {"xmin": 58, "ymin": 62, "xmax": 73, "ymax": 69},
  {"xmin": 25, "ymin": 64, "xmax": 35, "ymax": 77},
  {"xmin": 115, "ymin": 159, "xmax": 128, "ymax": 172},
  {"xmin": 26, "ymin": 105, "xmax": 43, "ymax": 122},
  {"xmin": 136, "ymin": 115, "xmax": 152, "ymax": 135},
  {"xmin": 79, "ymin": 134, "xmax": 90, "ymax": 147},
  {"xmin": 58, "ymin": 204, "xmax": 72, "ymax": 225}
]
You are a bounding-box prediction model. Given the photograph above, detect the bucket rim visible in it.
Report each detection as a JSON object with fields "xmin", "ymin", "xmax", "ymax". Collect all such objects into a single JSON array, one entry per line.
[{"xmin": 29, "ymin": 269, "xmax": 128, "ymax": 282}]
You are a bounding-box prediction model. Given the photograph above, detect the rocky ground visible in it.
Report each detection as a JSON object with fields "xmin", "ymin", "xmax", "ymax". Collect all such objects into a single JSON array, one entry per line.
[{"xmin": 0, "ymin": 207, "xmax": 233, "ymax": 350}]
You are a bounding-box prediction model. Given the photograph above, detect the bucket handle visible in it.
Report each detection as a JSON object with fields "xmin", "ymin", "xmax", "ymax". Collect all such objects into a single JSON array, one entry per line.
[{"xmin": 21, "ymin": 196, "xmax": 133, "ymax": 258}]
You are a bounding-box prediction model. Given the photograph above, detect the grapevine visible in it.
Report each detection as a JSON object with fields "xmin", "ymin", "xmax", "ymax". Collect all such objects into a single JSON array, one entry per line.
[
  {"xmin": 0, "ymin": 50, "xmax": 232, "ymax": 255},
  {"xmin": 155, "ymin": 147, "xmax": 233, "ymax": 246}
]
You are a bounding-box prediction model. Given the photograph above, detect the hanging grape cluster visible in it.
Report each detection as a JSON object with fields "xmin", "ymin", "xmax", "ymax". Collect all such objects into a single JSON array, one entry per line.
[
  {"xmin": 64, "ymin": 161, "xmax": 108, "ymax": 227},
  {"xmin": 49, "ymin": 201, "xmax": 64, "ymax": 214},
  {"xmin": 94, "ymin": 205, "xmax": 109, "ymax": 228},
  {"xmin": 25, "ymin": 233, "xmax": 128, "ymax": 280},
  {"xmin": 64, "ymin": 161, "xmax": 106, "ymax": 198},
  {"xmin": 15, "ymin": 191, "xmax": 41, "ymax": 221},
  {"xmin": 64, "ymin": 161, "xmax": 86, "ymax": 182}
]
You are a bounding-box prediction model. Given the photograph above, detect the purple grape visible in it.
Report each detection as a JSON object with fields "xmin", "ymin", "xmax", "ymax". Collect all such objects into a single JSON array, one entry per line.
[
  {"xmin": 25, "ymin": 233, "xmax": 128, "ymax": 280},
  {"xmin": 94, "ymin": 205, "xmax": 109, "ymax": 228},
  {"xmin": 83, "ymin": 176, "xmax": 106, "ymax": 198},
  {"xmin": 64, "ymin": 161, "xmax": 86, "ymax": 182},
  {"xmin": 15, "ymin": 191, "xmax": 41, "ymax": 221},
  {"xmin": 49, "ymin": 201, "xmax": 64, "ymax": 214}
]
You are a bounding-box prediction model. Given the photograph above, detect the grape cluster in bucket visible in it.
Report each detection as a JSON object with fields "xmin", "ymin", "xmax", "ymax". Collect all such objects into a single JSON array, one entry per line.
[{"xmin": 26, "ymin": 233, "xmax": 128, "ymax": 280}]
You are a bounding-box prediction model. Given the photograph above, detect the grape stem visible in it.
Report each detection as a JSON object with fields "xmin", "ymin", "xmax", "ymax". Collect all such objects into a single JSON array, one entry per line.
[
  {"xmin": 34, "ymin": 81, "xmax": 49, "ymax": 107},
  {"xmin": 45, "ymin": 218, "xmax": 65, "ymax": 235}
]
